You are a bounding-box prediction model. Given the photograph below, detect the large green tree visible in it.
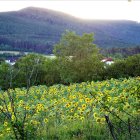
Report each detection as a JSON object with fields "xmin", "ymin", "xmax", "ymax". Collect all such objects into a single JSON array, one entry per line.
[
  {"xmin": 53, "ymin": 31, "xmax": 104, "ymax": 83},
  {"xmin": 53, "ymin": 31, "xmax": 99, "ymax": 59},
  {"xmin": 14, "ymin": 54, "xmax": 46, "ymax": 88}
]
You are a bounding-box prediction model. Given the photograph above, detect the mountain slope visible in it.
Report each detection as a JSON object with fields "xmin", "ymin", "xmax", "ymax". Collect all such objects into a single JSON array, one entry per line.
[{"xmin": 0, "ymin": 7, "xmax": 140, "ymax": 54}]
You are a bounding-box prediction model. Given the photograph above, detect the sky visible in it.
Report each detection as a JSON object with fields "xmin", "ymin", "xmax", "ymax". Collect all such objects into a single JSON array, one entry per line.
[{"xmin": 0, "ymin": 1, "xmax": 140, "ymax": 22}]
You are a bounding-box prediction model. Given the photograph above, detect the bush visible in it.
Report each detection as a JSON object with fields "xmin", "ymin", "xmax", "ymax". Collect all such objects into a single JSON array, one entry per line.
[{"xmin": 104, "ymin": 54, "xmax": 140, "ymax": 79}]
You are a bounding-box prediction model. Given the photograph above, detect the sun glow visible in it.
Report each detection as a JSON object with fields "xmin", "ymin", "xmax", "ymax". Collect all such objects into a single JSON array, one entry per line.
[{"xmin": 0, "ymin": 1, "xmax": 140, "ymax": 22}]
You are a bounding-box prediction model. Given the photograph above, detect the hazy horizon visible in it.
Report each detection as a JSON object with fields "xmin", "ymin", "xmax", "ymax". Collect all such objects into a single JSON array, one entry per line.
[{"xmin": 0, "ymin": 1, "xmax": 140, "ymax": 22}]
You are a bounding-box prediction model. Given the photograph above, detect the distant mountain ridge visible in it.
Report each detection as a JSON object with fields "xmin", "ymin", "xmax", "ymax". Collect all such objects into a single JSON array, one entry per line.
[{"xmin": 0, "ymin": 7, "xmax": 140, "ymax": 54}]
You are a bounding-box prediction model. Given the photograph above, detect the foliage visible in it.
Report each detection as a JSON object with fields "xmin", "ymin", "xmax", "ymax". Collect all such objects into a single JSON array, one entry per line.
[
  {"xmin": 0, "ymin": 62, "xmax": 11, "ymax": 89},
  {"xmin": 54, "ymin": 31, "xmax": 97, "ymax": 58},
  {"xmin": 126, "ymin": 54, "xmax": 140, "ymax": 76},
  {"xmin": 0, "ymin": 53, "xmax": 140, "ymax": 89},
  {"xmin": 41, "ymin": 58, "xmax": 61, "ymax": 86},
  {"xmin": 54, "ymin": 31, "xmax": 104, "ymax": 84},
  {"xmin": 104, "ymin": 54, "xmax": 140, "ymax": 79},
  {"xmin": 0, "ymin": 77, "xmax": 139, "ymax": 139},
  {"xmin": 100, "ymin": 46, "xmax": 140, "ymax": 59},
  {"xmin": 14, "ymin": 54, "xmax": 46, "ymax": 88}
]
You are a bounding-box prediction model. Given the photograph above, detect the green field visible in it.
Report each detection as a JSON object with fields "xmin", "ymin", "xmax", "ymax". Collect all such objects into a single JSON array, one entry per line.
[{"xmin": 0, "ymin": 77, "xmax": 140, "ymax": 139}]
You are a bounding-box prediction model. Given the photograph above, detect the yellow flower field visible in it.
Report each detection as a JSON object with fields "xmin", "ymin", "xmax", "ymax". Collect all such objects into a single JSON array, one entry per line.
[{"xmin": 0, "ymin": 77, "xmax": 139, "ymax": 139}]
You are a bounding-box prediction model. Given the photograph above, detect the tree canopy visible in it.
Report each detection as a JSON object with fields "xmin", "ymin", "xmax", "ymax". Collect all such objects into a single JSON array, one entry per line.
[
  {"xmin": 53, "ymin": 31, "xmax": 99, "ymax": 59},
  {"xmin": 53, "ymin": 31, "xmax": 104, "ymax": 83}
]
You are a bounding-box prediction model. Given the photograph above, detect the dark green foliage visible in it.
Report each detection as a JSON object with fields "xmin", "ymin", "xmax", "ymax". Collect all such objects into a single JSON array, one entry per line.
[
  {"xmin": 58, "ymin": 56, "xmax": 104, "ymax": 84},
  {"xmin": 54, "ymin": 31, "xmax": 104, "ymax": 84},
  {"xmin": 101, "ymin": 46, "xmax": 140, "ymax": 59},
  {"xmin": 0, "ymin": 62, "xmax": 10, "ymax": 89},
  {"xmin": 126, "ymin": 54, "xmax": 140, "ymax": 76},
  {"xmin": 104, "ymin": 60, "xmax": 128, "ymax": 79},
  {"xmin": 54, "ymin": 31, "xmax": 97, "ymax": 58},
  {"xmin": 14, "ymin": 54, "xmax": 46, "ymax": 88},
  {"xmin": 41, "ymin": 58, "xmax": 61, "ymax": 86},
  {"xmin": 104, "ymin": 54, "xmax": 140, "ymax": 79}
]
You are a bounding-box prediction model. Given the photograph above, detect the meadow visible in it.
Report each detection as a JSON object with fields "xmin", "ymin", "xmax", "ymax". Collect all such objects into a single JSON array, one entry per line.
[{"xmin": 0, "ymin": 77, "xmax": 140, "ymax": 140}]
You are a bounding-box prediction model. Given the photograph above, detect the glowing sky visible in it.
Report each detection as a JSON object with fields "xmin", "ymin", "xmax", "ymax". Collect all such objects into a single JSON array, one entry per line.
[{"xmin": 0, "ymin": 1, "xmax": 140, "ymax": 22}]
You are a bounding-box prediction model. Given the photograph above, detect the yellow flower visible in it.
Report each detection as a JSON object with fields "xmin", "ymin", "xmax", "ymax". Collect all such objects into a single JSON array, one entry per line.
[
  {"xmin": 107, "ymin": 97, "xmax": 111, "ymax": 101},
  {"xmin": 82, "ymin": 104, "xmax": 86, "ymax": 109},
  {"xmin": 96, "ymin": 118, "xmax": 101, "ymax": 123},
  {"xmin": 11, "ymin": 114, "xmax": 16, "ymax": 121},
  {"xmin": 80, "ymin": 111, "xmax": 84, "ymax": 115},
  {"xmin": 80, "ymin": 98, "xmax": 83, "ymax": 102},
  {"xmin": 101, "ymin": 118, "xmax": 106, "ymax": 123},
  {"xmin": 36, "ymin": 103, "xmax": 44, "ymax": 111},
  {"xmin": 94, "ymin": 113, "xmax": 98, "ymax": 118},
  {"xmin": 44, "ymin": 118, "xmax": 48, "ymax": 123},
  {"xmin": 123, "ymin": 104, "xmax": 131, "ymax": 110},
  {"xmin": 25, "ymin": 106, "xmax": 30, "ymax": 110},
  {"xmin": 30, "ymin": 120, "xmax": 40, "ymax": 125},
  {"xmin": 6, "ymin": 127, "xmax": 11, "ymax": 132},
  {"xmin": 81, "ymin": 108, "xmax": 85, "ymax": 111},
  {"xmin": 70, "ymin": 109, "xmax": 74, "ymax": 112},
  {"xmin": 85, "ymin": 98, "xmax": 90, "ymax": 103},
  {"xmin": 74, "ymin": 113, "xmax": 78, "ymax": 118},
  {"xmin": 106, "ymin": 84, "xmax": 109, "ymax": 87},
  {"xmin": 4, "ymin": 121, "xmax": 8, "ymax": 127},
  {"xmin": 80, "ymin": 116, "xmax": 84, "ymax": 121},
  {"xmin": 78, "ymin": 107, "xmax": 81, "ymax": 111},
  {"xmin": 74, "ymin": 103, "xmax": 78, "ymax": 107},
  {"xmin": 19, "ymin": 100, "xmax": 23, "ymax": 104},
  {"xmin": 8, "ymin": 106, "xmax": 12, "ymax": 112},
  {"xmin": 72, "ymin": 95, "xmax": 76, "ymax": 99},
  {"xmin": 65, "ymin": 103, "xmax": 70, "ymax": 108},
  {"xmin": 0, "ymin": 105, "xmax": 3, "ymax": 110},
  {"xmin": 61, "ymin": 115, "xmax": 65, "ymax": 119}
]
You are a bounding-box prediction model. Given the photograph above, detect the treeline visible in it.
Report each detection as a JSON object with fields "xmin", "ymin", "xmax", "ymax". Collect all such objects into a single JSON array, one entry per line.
[
  {"xmin": 0, "ymin": 53, "xmax": 140, "ymax": 90},
  {"xmin": 0, "ymin": 31, "xmax": 140, "ymax": 90},
  {"xmin": 100, "ymin": 46, "xmax": 140, "ymax": 58},
  {"xmin": 104, "ymin": 54, "xmax": 140, "ymax": 79},
  {"xmin": 0, "ymin": 53, "xmax": 23, "ymax": 60},
  {"xmin": 0, "ymin": 39, "xmax": 53, "ymax": 54},
  {"xmin": 1, "ymin": 42, "xmax": 140, "ymax": 59}
]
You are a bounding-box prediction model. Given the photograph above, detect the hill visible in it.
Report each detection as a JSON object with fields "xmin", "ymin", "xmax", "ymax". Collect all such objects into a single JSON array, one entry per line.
[{"xmin": 0, "ymin": 7, "xmax": 140, "ymax": 54}]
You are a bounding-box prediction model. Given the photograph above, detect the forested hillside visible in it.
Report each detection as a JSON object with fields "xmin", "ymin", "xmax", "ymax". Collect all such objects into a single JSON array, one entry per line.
[{"xmin": 0, "ymin": 7, "xmax": 140, "ymax": 54}]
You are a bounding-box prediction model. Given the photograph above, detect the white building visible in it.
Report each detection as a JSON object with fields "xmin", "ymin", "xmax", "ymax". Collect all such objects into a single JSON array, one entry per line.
[
  {"xmin": 5, "ymin": 59, "xmax": 16, "ymax": 65},
  {"xmin": 101, "ymin": 58, "xmax": 114, "ymax": 65}
]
